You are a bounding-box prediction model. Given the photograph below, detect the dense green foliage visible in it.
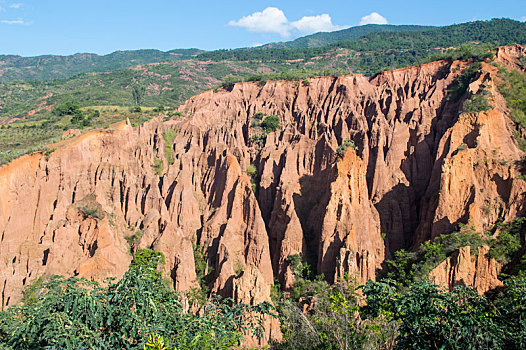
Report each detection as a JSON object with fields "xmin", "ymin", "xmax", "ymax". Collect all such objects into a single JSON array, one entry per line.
[
  {"xmin": 462, "ymin": 90, "xmax": 491, "ymax": 113},
  {"xmin": 336, "ymin": 139, "xmax": 357, "ymax": 159},
  {"xmin": 260, "ymin": 115, "xmax": 281, "ymax": 134},
  {"xmin": 489, "ymin": 218, "xmax": 526, "ymax": 277},
  {"xmin": 386, "ymin": 225, "xmax": 488, "ymax": 287},
  {"xmin": 424, "ymin": 44, "xmax": 495, "ymax": 63},
  {"xmin": 362, "ymin": 278, "xmax": 526, "ymax": 349},
  {"xmin": 276, "ymin": 252, "xmax": 526, "ymax": 349},
  {"xmin": 385, "ymin": 218, "xmax": 526, "ymax": 288},
  {"xmin": 0, "ymin": 249, "xmax": 273, "ymax": 349},
  {"xmin": 447, "ymin": 62, "xmax": 482, "ymax": 102},
  {"xmin": 163, "ymin": 128, "xmax": 178, "ymax": 165}
]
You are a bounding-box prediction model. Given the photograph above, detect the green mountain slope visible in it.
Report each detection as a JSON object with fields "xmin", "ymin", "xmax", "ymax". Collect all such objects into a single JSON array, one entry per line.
[
  {"xmin": 261, "ymin": 24, "xmax": 435, "ymax": 49},
  {"xmin": 0, "ymin": 48, "xmax": 204, "ymax": 83},
  {"xmin": 197, "ymin": 18, "xmax": 526, "ymax": 63}
]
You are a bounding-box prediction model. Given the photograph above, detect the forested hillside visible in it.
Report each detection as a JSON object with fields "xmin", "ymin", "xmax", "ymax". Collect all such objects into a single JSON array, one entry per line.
[{"xmin": 260, "ymin": 24, "xmax": 433, "ymax": 49}]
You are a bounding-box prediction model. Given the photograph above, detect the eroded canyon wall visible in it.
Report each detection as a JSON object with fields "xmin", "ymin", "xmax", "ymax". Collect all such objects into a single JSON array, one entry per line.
[{"xmin": 1, "ymin": 45, "xmax": 526, "ymax": 343}]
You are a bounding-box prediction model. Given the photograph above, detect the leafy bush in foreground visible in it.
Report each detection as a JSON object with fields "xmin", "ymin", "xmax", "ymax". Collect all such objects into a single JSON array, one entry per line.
[
  {"xmin": 0, "ymin": 249, "xmax": 273, "ymax": 350},
  {"xmin": 362, "ymin": 278, "xmax": 526, "ymax": 350}
]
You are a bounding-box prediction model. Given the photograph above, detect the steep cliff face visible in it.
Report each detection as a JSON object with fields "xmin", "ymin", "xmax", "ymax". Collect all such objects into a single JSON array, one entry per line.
[{"xmin": 1, "ymin": 46, "xmax": 525, "ymax": 342}]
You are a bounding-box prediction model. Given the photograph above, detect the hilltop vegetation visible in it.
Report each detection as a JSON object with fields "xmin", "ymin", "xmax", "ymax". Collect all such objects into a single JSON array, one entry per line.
[{"xmin": 261, "ymin": 24, "xmax": 434, "ymax": 49}]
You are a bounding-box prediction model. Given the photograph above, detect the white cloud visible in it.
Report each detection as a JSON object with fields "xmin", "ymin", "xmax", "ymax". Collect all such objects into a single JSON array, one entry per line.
[
  {"xmin": 228, "ymin": 7, "xmax": 290, "ymax": 37},
  {"xmin": 290, "ymin": 14, "xmax": 342, "ymax": 34},
  {"xmin": 10, "ymin": 3, "xmax": 22, "ymax": 9},
  {"xmin": 521, "ymin": 16, "xmax": 526, "ymax": 22},
  {"xmin": 1, "ymin": 18, "xmax": 32, "ymax": 25},
  {"xmin": 359, "ymin": 12, "xmax": 388, "ymax": 25},
  {"xmin": 229, "ymin": 7, "xmax": 344, "ymax": 37}
]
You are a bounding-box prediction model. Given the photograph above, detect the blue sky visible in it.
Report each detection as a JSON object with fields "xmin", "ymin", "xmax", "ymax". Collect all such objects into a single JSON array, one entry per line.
[{"xmin": 0, "ymin": 0, "xmax": 525, "ymax": 57}]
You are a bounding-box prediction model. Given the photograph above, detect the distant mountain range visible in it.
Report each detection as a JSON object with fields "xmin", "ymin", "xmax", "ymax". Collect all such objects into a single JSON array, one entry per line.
[{"xmin": 0, "ymin": 49, "xmax": 204, "ymax": 82}]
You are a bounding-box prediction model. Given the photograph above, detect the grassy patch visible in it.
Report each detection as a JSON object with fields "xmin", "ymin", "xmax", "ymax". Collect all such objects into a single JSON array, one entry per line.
[
  {"xmin": 153, "ymin": 158, "xmax": 163, "ymax": 176},
  {"xmin": 497, "ymin": 66, "xmax": 526, "ymax": 151},
  {"xmin": 162, "ymin": 128, "xmax": 177, "ymax": 165}
]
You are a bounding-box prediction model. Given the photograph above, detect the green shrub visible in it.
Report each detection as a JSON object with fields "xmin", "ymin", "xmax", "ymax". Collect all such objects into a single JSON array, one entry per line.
[
  {"xmin": 462, "ymin": 90, "xmax": 491, "ymax": 113},
  {"xmin": 497, "ymin": 67, "xmax": 526, "ymax": 151},
  {"xmin": 53, "ymin": 101, "xmax": 82, "ymax": 117},
  {"xmin": 20, "ymin": 276, "xmax": 45, "ymax": 306},
  {"xmin": 125, "ymin": 230, "xmax": 144, "ymax": 252},
  {"xmin": 190, "ymin": 242, "xmax": 214, "ymax": 306},
  {"xmin": 447, "ymin": 62, "xmax": 481, "ymax": 102},
  {"xmin": 425, "ymin": 44, "xmax": 495, "ymax": 63},
  {"xmin": 335, "ymin": 139, "xmax": 357, "ymax": 159},
  {"xmin": 489, "ymin": 217, "xmax": 526, "ymax": 265},
  {"xmin": 79, "ymin": 206, "xmax": 104, "ymax": 219},
  {"xmin": 260, "ymin": 115, "xmax": 281, "ymax": 134},
  {"xmin": 43, "ymin": 147, "xmax": 56, "ymax": 160},
  {"xmin": 249, "ymin": 133, "xmax": 266, "ymax": 150},
  {"xmin": 385, "ymin": 225, "xmax": 487, "ymax": 287},
  {"xmin": 246, "ymin": 164, "xmax": 257, "ymax": 178},
  {"xmin": 246, "ymin": 164, "xmax": 259, "ymax": 193},
  {"xmin": 253, "ymin": 112, "xmax": 265, "ymax": 120},
  {"xmin": 277, "ymin": 256, "xmax": 397, "ymax": 349}
]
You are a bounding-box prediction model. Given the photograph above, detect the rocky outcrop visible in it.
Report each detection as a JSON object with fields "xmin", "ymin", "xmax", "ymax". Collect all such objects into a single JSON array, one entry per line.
[
  {"xmin": 429, "ymin": 246, "xmax": 503, "ymax": 293},
  {"xmin": 0, "ymin": 46, "xmax": 525, "ymax": 344}
]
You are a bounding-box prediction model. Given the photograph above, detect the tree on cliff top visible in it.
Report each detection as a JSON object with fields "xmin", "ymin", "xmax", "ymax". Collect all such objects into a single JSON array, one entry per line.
[{"xmin": 132, "ymin": 84, "xmax": 146, "ymax": 106}]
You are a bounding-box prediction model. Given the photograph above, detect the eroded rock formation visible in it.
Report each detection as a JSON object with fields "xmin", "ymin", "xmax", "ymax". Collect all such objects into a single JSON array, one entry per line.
[{"xmin": 1, "ymin": 45, "xmax": 525, "ymax": 343}]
